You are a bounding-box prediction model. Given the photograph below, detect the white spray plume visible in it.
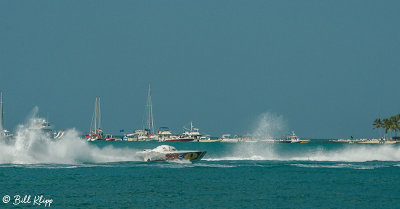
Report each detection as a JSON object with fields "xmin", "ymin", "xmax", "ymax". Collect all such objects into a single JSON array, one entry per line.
[
  {"xmin": 0, "ymin": 115, "xmax": 142, "ymax": 164},
  {"xmin": 251, "ymin": 112, "xmax": 288, "ymax": 139}
]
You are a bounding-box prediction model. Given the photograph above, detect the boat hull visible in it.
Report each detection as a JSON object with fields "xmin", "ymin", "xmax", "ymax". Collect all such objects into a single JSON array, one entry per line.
[
  {"xmin": 163, "ymin": 138, "xmax": 195, "ymax": 142},
  {"xmin": 198, "ymin": 139, "xmax": 222, "ymax": 143},
  {"xmin": 143, "ymin": 151, "xmax": 206, "ymax": 162}
]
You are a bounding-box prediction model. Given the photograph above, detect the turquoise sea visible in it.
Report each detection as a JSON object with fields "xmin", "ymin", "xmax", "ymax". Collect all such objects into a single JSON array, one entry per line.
[{"xmin": 1, "ymin": 136, "xmax": 400, "ymax": 208}]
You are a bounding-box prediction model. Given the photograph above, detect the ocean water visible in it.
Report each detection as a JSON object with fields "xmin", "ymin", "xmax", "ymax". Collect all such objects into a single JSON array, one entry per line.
[{"xmin": 1, "ymin": 129, "xmax": 400, "ymax": 208}]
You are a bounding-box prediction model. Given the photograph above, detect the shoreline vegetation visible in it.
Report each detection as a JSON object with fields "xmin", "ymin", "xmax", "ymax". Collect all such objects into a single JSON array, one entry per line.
[
  {"xmin": 329, "ymin": 113, "xmax": 400, "ymax": 144},
  {"xmin": 373, "ymin": 114, "xmax": 400, "ymax": 140}
]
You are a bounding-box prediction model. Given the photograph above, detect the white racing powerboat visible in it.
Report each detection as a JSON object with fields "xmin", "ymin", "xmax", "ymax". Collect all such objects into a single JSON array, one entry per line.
[{"xmin": 140, "ymin": 145, "xmax": 206, "ymax": 162}]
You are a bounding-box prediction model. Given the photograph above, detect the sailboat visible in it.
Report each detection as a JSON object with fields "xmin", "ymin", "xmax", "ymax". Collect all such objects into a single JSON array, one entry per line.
[
  {"xmin": 0, "ymin": 92, "xmax": 12, "ymax": 138},
  {"xmin": 142, "ymin": 84, "xmax": 158, "ymax": 141},
  {"xmin": 124, "ymin": 84, "xmax": 158, "ymax": 141},
  {"xmin": 85, "ymin": 96, "xmax": 104, "ymax": 141}
]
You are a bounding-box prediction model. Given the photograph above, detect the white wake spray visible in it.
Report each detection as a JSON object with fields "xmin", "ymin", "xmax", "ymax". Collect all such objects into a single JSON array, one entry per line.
[
  {"xmin": 295, "ymin": 145, "xmax": 400, "ymax": 162},
  {"xmin": 0, "ymin": 117, "xmax": 142, "ymax": 164},
  {"xmin": 204, "ymin": 142, "xmax": 400, "ymax": 162}
]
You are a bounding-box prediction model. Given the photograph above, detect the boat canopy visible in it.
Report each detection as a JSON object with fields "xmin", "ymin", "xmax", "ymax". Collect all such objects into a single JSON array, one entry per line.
[{"xmin": 152, "ymin": 145, "xmax": 177, "ymax": 152}]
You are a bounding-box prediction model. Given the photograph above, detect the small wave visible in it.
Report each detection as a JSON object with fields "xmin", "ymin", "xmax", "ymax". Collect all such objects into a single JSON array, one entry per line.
[
  {"xmin": 204, "ymin": 155, "xmax": 269, "ymax": 161},
  {"xmin": 149, "ymin": 163, "xmax": 195, "ymax": 169},
  {"xmin": 30, "ymin": 165, "xmax": 80, "ymax": 169},
  {"xmin": 194, "ymin": 163, "xmax": 236, "ymax": 168},
  {"xmin": 291, "ymin": 163, "xmax": 354, "ymax": 169},
  {"xmin": 290, "ymin": 163, "xmax": 388, "ymax": 170}
]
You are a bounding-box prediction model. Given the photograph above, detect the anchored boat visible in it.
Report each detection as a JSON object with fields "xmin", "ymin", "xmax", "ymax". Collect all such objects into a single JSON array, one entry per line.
[
  {"xmin": 219, "ymin": 134, "xmax": 242, "ymax": 143},
  {"xmin": 86, "ymin": 96, "xmax": 104, "ymax": 141},
  {"xmin": 281, "ymin": 131, "xmax": 309, "ymax": 143},
  {"xmin": 163, "ymin": 121, "xmax": 205, "ymax": 142},
  {"xmin": 140, "ymin": 145, "xmax": 206, "ymax": 162}
]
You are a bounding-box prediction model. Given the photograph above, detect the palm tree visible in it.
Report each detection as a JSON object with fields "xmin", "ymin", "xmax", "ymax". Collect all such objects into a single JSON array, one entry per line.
[
  {"xmin": 386, "ymin": 117, "xmax": 397, "ymax": 139},
  {"xmin": 373, "ymin": 118, "xmax": 383, "ymax": 139},
  {"xmin": 393, "ymin": 114, "xmax": 400, "ymax": 137},
  {"xmin": 382, "ymin": 118, "xmax": 390, "ymax": 139}
]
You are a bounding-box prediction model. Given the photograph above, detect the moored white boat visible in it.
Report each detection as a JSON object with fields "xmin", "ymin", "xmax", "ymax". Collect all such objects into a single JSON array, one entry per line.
[
  {"xmin": 0, "ymin": 129, "xmax": 12, "ymax": 138},
  {"xmin": 282, "ymin": 131, "xmax": 309, "ymax": 143},
  {"xmin": 105, "ymin": 134, "xmax": 119, "ymax": 141},
  {"xmin": 176, "ymin": 121, "xmax": 202, "ymax": 142},
  {"xmin": 163, "ymin": 121, "xmax": 204, "ymax": 142},
  {"xmin": 157, "ymin": 127, "xmax": 180, "ymax": 142},
  {"xmin": 219, "ymin": 134, "xmax": 242, "ymax": 143},
  {"xmin": 30, "ymin": 118, "xmax": 55, "ymax": 135},
  {"xmin": 123, "ymin": 133, "xmax": 138, "ymax": 141},
  {"xmin": 198, "ymin": 136, "xmax": 222, "ymax": 142}
]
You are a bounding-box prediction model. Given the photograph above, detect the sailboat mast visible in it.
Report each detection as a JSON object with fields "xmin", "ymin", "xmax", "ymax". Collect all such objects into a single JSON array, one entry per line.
[
  {"xmin": 94, "ymin": 97, "xmax": 97, "ymax": 134},
  {"xmin": 146, "ymin": 84, "xmax": 154, "ymax": 134},
  {"xmin": 0, "ymin": 92, "xmax": 3, "ymax": 131},
  {"xmin": 98, "ymin": 96, "xmax": 101, "ymax": 132}
]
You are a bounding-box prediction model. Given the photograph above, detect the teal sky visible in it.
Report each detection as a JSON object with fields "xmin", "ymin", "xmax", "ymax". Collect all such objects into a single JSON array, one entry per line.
[{"xmin": 1, "ymin": 1, "xmax": 399, "ymax": 139}]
